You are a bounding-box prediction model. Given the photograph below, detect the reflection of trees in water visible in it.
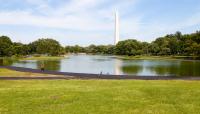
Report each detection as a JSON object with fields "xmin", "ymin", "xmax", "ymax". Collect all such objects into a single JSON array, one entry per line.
[
  {"xmin": 0, "ymin": 59, "xmax": 3, "ymax": 65},
  {"xmin": 177, "ymin": 62, "xmax": 200, "ymax": 76},
  {"xmin": 147, "ymin": 61, "xmax": 200, "ymax": 76},
  {"xmin": 92, "ymin": 58, "xmax": 111, "ymax": 62},
  {"xmin": 37, "ymin": 60, "xmax": 61, "ymax": 71},
  {"xmin": 92, "ymin": 56, "xmax": 112, "ymax": 62},
  {"xmin": 0, "ymin": 58, "xmax": 16, "ymax": 66},
  {"xmin": 147, "ymin": 65, "xmax": 177, "ymax": 76},
  {"xmin": 121, "ymin": 65, "xmax": 142, "ymax": 75}
]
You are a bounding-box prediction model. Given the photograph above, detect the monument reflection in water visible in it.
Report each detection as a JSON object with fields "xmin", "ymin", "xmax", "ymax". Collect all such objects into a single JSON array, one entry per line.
[
  {"xmin": 8, "ymin": 55, "xmax": 200, "ymax": 76},
  {"xmin": 114, "ymin": 59, "xmax": 122, "ymax": 75}
]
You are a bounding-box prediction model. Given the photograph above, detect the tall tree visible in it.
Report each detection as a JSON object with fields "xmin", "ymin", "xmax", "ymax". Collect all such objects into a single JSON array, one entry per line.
[
  {"xmin": 0, "ymin": 36, "xmax": 13, "ymax": 57},
  {"xmin": 30, "ymin": 38, "xmax": 63, "ymax": 56}
]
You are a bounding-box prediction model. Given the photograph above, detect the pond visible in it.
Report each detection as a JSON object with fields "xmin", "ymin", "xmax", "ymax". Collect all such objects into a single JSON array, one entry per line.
[{"xmin": 1, "ymin": 55, "xmax": 200, "ymax": 76}]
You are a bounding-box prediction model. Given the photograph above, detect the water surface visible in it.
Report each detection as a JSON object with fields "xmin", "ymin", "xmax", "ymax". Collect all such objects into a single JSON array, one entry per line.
[{"xmin": 1, "ymin": 55, "xmax": 200, "ymax": 76}]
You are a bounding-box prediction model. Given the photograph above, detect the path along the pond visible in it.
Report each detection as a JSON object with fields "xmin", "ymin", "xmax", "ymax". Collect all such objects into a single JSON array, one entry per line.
[{"xmin": 0, "ymin": 66, "xmax": 200, "ymax": 80}]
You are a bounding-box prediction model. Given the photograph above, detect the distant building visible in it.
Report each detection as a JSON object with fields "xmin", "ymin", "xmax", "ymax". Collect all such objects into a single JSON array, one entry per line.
[{"xmin": 114, "ymin": 11, "xmax": 120, "ymax": 45}]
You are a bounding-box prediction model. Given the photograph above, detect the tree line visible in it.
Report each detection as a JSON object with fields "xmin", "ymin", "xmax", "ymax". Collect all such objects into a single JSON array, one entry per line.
[
  {"xmin": 0, "ymin": 31, "xmax": 200, "ymax": 57},
  {"xmin": 66, "ymin": 31, "xmax": 200, "ymax": 56},
  {"xmin": 0, "ymin": 37, "xmax": 64, "ymax": 57}
]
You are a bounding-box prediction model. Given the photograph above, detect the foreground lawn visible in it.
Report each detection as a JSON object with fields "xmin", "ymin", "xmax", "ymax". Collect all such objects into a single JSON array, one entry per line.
[
  {"xmin": 0, "ymin": 68, "xmax": 58, "ymax": 77},
  {"xmin": 0, "ymin": 80, "xmax": 200, "ymax": 114}
]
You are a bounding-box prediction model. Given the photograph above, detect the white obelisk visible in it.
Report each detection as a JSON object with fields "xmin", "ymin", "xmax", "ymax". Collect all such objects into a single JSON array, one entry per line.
[{"xmin": 114, "ymin": 11, "xmax": 119, "ymax": 45}]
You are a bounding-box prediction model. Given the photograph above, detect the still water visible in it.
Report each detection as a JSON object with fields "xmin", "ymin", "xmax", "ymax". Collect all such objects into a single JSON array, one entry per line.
[{"xmin": 2, "ymin": 55, "xmax": 200, "ymax": 76}]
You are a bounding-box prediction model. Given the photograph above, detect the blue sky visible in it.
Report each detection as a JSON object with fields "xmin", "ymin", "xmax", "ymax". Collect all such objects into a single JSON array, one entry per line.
[{"xmin": 0, "ymin": 0, "xmax": 200, "ymax": 46}]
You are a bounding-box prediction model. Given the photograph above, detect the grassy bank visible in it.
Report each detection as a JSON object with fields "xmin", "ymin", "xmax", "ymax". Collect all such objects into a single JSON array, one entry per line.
[
  {"xmin": 116, "ymin": 55, "xmax": 200, "ymax": 60},
  {"xmin": 20, "ymin": 56, "xmax": 65, "ymax": 60},
  {"xmin": 0, "ymin": 68, "xmax": 59, "ymax": 77},
  {"xmin": 0, "ymin": 80, "xmax": 200, "ymax": 114}
]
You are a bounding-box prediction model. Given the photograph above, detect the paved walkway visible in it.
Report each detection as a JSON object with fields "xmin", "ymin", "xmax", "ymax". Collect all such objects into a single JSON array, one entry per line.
[{"xmin": 1, "ymin": 66, "xmax": 200, "ymax": 80}]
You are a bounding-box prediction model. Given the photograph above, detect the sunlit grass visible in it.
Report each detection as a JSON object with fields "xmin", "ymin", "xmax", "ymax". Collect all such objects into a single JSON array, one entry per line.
[
  {"xmin": 20, "ymin": 56, "xmax": 66, "ymax": 60},
  {"xmin": 116, "ymin": 55, "xmax": 200, "ymax": 60},
  {"xmin": 0, "ymin": 68, "xmax": 58, "ymax": 77},
  {"xmin": 0, "ymin": 80, "xmax": 200, "ymax": 114}
]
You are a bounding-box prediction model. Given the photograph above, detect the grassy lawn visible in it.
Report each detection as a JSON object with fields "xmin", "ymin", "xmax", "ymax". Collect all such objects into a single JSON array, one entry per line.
[
  {"xmin": 0, "ymin": 68, "xmax": 58, "ymax": 77},
  {"xmin": 116, "ymin": 55, "xmax": 200, "ymax": 60},
  {"xmin": 20, "ymin": 56, "xmax": 65, "ymax": 60},
  {"xmin": 0, "ymin": 80, "xmax": 200, "ymax": 114}
]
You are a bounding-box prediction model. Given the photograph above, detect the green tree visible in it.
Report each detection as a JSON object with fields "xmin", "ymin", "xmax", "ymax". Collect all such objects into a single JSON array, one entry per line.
[
  {"xmin": 12, "ymin": 42, "xmax": 30, "ymax": 56},
  {"xmin": 115, "ymin": 39, "xmax": 142, "ymax": 56},
  {"xmin": 30, "ymin": 38, "xmax": 63, "ymax": 56},
  {"xmin": 0, "ymin": 36, "xmax": 13, "ymax": 57}
]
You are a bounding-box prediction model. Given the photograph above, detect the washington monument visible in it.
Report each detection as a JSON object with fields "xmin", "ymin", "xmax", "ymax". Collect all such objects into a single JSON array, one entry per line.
[{"xmin": 114, "ymin": 11, "xmax": 119, "ymax": 45}]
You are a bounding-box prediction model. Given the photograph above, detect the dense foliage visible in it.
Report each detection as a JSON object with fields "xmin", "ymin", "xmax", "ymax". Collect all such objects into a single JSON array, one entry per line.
[
  {"xmin": 0, "ymin": 38, "xmax": 64, "ymax": 57},
  {"xmin": 0, "ymin": 31, "xmax": 200, "ymax": 57},
  {"xmin": 148, "ymin": 31, "xmax": 200, "ymax": 56},
  {"xmin": 29, "ymin": 39, "xmax": 64, "ymax": 56},
  {"xmin": 66, "ymin": 31, "xmax": 200, "ymax": 56},
  {"xmin": 115, "ymin": 39, "xmax": 144, "ymax": 56},
  {"xmin": 0, "ymin": 36, "xmax": 13, "ymax": 56}
]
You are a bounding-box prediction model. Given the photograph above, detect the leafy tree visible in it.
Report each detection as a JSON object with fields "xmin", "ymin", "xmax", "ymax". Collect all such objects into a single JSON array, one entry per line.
[
  {"xmin": 12, "ymin": 42, "xmax": 30, "ymax": 56},
  {"xmin": 1, "ymin": 30, "xmax": 200, "ymax": 57},
  {"xmin": 30, "ymin": 38, "xmax": 63, "ymax": 56},
  {"xmin": 65, "ymin": 45, "xmax": 85, "ymax": 53},
  {"xmin": 0, "ymin": 36, "xmax": 13, "ymax": 57},
  {"xmin": 115, "ymin": 39, "xmax": 142, "ymax": 56}
]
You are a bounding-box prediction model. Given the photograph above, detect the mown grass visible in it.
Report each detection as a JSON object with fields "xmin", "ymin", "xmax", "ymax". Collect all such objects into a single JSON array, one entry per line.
[
  {"xmin": 20, "ymin": 56, "xmax": 65, "ymax": 60},
  {"xmin": 116, "ymin": 55, "xmax": 200, "ymax": 60},
  {"xmin": 0, "ymin": 68, "xmax": 58, "ymax": 77},
  {"xmin": 0, "ymin": 80, "xmax": 200, "ymax": 114}
]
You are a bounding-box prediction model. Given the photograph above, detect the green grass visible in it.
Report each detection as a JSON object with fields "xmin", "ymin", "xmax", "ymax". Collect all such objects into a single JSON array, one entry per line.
[
  {"xmin": 116, "ymin": 55, "xmax": 200, "ymax": 60},
  {"xmin": 0, "ymin": 68, "xmax": 58, "ymax": 77},
  {"xmin": 0, "ymin": 80, "xmax": 200, "ymax": 114},
  {"xmin": 20, "ymin": 56, "xmax": 65, "ymax": 60}
]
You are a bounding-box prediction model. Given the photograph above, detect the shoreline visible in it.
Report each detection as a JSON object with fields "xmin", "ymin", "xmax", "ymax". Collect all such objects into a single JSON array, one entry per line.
[
  {"xmin": 1, "ymin": 66, "xmax": 200, "ymax": 80},
  {"xmin": 1, "ymin": 55, "xmax": 200, "ymax": 61},
  {"xmin": 114, "ymin": 55, "xmax": 200, "ymax": 61}
]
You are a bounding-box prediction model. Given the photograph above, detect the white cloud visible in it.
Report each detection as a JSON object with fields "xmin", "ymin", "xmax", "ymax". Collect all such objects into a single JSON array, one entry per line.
[
  {"xmin": 130, "ymin": 13, "xmax": 200, "ymax": 42},
  {"xmin": 0, "ymin": 0, "xmax": 140, "ymax": 31},
  {"xmin": 0, "ymin": 0, "xmax": 200, "ymax": 45},
  {"xmin": 0, "ymin": 11, "xmax": 112, "ymax": 31}
]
